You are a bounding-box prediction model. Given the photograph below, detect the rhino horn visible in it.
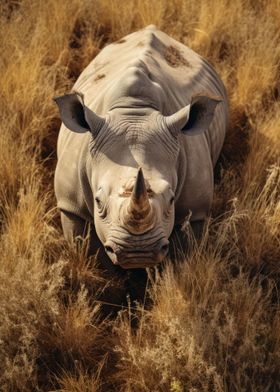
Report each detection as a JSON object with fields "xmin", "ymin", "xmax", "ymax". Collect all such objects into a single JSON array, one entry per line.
[
  {"xmin": 124, "ymin": 168, "xmax": 154, "ymax": 234},
  {"xmin": 131, "ymin": 168, "xmax": 150, "ymax": 213}
]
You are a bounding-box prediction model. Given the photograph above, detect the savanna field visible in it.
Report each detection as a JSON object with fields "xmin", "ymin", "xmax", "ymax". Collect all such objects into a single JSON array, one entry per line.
[{"xmin": 1, "ymin": 0, "xmax": 280, "ymax": 391}]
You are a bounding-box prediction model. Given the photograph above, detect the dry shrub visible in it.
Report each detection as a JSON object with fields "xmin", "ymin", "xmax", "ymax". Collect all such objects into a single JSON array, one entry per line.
[
  {"xmin": 114, "ymin": 221, "xmax": 280, "ymax": 391},
  {"xmin": 49, "ymin": 288, "xmax": 102, "ymax": 363},
  {"xmin": 55, "ymin": 367, "xmax": 102, "ymax": 392},
  {"xmin": 0, "ymin": 178, "xmax": 64, "ymax": 391},
  {"xmin": 115, "ymin": 263, "xmax": 278, "ymax": 391},
  {"xmin": 0, "ymin": 0, "xmax": 280, "ymax": 391}
]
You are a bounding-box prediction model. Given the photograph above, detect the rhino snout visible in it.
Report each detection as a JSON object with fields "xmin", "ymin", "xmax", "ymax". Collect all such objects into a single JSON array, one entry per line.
[{"xmin": 104, "ymin": 238, "xmax": 169, "ymax": 269}]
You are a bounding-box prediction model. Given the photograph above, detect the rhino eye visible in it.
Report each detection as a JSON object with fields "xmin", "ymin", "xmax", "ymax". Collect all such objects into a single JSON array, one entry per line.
[
  {"xmin": 170, "ymin": 196, "xmax": 175, "ymax": 205},
  {"xmin": 95, "ymin": 196, "xmax": 107, "ymax": 218},
  {"xmin": 95, "ymin": 196, "xmax": 102, "ymax": 209}
]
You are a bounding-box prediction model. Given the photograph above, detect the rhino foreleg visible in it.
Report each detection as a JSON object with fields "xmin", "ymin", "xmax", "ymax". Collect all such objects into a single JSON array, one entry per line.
[
  {"xmin": 60, "ymin": 210, "xmax": 88, "ymax": 243},
  {"xmin": 60, "ymin": 210, "xmax": 100, "ymax": 254},
  {"xmin": 60, "ymin": 210, "xmax": 116, "ymax": 270},
  {"xmin": 190, "ymin": 219, "xmax": 205, "ymax": 240}
]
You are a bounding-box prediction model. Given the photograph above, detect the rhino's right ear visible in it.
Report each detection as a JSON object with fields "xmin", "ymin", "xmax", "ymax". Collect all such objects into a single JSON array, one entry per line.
[
  {"xmin": 54, "ymin": 93, "xmax": 105, "ymax": 136},
  {"xmin": 165, "ymin": 94, "xmax": 222, "ymax": 137}
]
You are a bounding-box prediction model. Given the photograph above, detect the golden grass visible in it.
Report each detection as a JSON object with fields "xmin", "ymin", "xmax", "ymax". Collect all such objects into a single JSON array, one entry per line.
[{"xmin": 0, "ymin": 0, "xmax": 280, "ymax": 390}]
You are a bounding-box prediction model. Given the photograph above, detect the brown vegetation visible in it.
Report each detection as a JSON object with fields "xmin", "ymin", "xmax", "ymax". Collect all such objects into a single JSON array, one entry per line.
[{"xmin": 0, "ymin": 0, "xmax": 280, "ymax": 391}]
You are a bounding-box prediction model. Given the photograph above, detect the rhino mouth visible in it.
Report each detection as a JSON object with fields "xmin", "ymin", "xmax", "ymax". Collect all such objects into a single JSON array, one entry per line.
[
  {"xmin": 118, "ymin": 252, "xmax": 160, "ymax": 269},
  {"xmin": 104, "ymin": 241, "xmax": 169, "ymax": 269},
  {"xmin": 120, "ymin": 261, "xmax": 159, "ymax": 269}
]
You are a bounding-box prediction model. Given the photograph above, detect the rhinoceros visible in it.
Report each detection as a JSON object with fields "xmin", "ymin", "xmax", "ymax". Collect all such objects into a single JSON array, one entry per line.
[{"xmin": 54, "ymin": 25, "xmax": 228, "ymax": 269}]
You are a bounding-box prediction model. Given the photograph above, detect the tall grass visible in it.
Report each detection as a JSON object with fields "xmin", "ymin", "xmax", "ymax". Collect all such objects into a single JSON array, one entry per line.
[{"xmin": 0, "ymin": 0, "xmax": 279, "ymax": 390}]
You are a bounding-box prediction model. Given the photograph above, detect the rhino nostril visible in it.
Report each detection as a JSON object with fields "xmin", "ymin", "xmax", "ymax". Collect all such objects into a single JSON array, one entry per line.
[
  {"xmin": 105, "ymin": 245, "xmax": 114, "ymax": 254},
  {"xmin": 160, "ymin": 244, "xmax": 169, "ymax": 253}
]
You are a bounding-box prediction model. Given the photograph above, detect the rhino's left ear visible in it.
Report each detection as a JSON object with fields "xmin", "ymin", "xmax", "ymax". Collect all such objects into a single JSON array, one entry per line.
[
  {"xmin": 165, "ymin": 94, "xmax": 222, "ymax": 137},
  {"xmin": 54, "ymin": 92, "xmax": 105, "ymax": 137}
]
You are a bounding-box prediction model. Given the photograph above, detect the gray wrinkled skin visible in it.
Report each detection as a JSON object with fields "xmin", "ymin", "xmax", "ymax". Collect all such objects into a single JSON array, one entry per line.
[{"xmin": 54, "ymin": 26, "xmax": 228, "ymax": 269}]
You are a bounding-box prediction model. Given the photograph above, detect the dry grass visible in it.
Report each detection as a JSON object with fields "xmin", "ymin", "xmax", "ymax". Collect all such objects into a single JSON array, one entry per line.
[{"xmin": 0, "ymin": 0, "xmax": 280, "ymax": 391}]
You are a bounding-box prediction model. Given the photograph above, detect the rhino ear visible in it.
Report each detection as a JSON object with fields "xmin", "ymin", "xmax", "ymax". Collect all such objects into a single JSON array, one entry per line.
[
  {"xmin": 165, "ymin": 94, "xmax": 222, "ymax": 137},
  {"xmin": 54, "ymin": 92, "xmax": 105, "ymax": 136}
]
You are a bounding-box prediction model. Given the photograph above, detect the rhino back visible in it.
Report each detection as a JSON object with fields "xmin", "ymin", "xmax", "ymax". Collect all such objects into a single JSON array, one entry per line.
[
  {"xmin": 76, "ymin": 26, "xmax": 226, "ymax": 109},
  {"xmin": 74, "ymin": 25, "xmax": 227, "ymax": 162}
]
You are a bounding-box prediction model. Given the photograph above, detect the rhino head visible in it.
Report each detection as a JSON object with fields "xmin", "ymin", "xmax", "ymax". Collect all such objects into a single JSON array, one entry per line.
[{"xmin": 55, "ymin": 92, "xmax": 220, "ymax": 268}]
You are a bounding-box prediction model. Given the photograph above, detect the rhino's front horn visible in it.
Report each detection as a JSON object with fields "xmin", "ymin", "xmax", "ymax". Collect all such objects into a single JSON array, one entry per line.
[
  {"xmin": 130, "ymin": 168, "xmax": 151, "ymax": 215},
  {"xmin": 124, "ymin": 168, "xmax": 154, "ymax": 234}
]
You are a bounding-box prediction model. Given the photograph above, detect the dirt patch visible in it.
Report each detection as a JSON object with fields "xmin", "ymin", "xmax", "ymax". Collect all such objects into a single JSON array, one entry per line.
[
  {"xmin": 94, "ymin": 74, "xmax": 106, "ymax": 82},
  {"xmin": 164, "ymin": 45, "xmax": 190, "ymax": 67}
]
